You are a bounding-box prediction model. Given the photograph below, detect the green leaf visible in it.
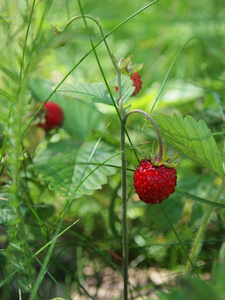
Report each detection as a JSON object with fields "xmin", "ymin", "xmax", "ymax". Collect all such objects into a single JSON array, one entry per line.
[
  {"xmin": 176, "ymin": 189, "xmax": 225, "ymax": 208},
  {"xmin": 161, "ymin": 79, "xmax": 204, "ymax": 105},
  {"xmin": 29, "ymin": 78, "xmax": 103, "ymax": 140},
  {"xmin": 53, "ymin": 98, "xmax": 103, "ymax": 140},
  {"xmin": 31, "ymin": 140, "xmax": 120, "ymax": 197},
  {"xmin": 179, "ymin": 277, "xmax": 222, "ymax": 300},
  {"xmin": 212, "ymin": 243, "xmax": 225, "ymax": 297},
  {"xmin": 152, "ymin": 114, "xmax": 224, "ymax": 177},
  {"xmin": 0, "ymin": 64, "xmax": 19, "ymax": 83},
  {"xmin": 158, "ymin": 277, "xmax": 222, "ymax": 300},
  {"xmin": 212, "ymin": 91, "xmax": 225, "ymax": 122},
  {"xmin": 109, "ymin": 74, "xmax": 135, "ymax": 103},
  {"xmin": 56, "ymin": 82, "xmax": 114, "ymax": 106},
  {"xmin": 47, "ymin": 298, "xmax": 66, "ymax": 300}
]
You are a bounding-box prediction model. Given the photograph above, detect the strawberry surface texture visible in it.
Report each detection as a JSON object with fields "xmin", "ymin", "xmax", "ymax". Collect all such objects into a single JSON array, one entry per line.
[
  {"xmin": 130, "ymin": 72, "xmax": 142, "ymax": 96},
  {"xmin": 133, "ymin": 159, "xmax": 177, "ymax": 204},
  {"xmin": 38, "ymin": 101, "xmax": 63, "ymax": 131}
]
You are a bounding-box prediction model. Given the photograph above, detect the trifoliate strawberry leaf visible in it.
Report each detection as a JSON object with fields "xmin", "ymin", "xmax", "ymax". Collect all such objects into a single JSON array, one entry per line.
[
  {"xmin": 109, "ymin": 74, "xmax": 135, "ymax": 103},
  {"xmin": 55, "ymin": 82, "xmax": 114, "ymax": 106},
  {"xmin": 31, "ymin": 140, "xmax": 120, "ymax": 197},
  {"xmin": 152, "ymin": 114, "xmax": 224, "ymax": 177}
]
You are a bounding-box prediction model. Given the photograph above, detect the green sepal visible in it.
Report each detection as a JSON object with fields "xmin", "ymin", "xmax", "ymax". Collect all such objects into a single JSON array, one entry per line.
[
  {"xmin": 147, "ymin": 143, "xmax": 179, "ymax": 168},
  {"xmin": 119, "ymin": 55, "xmax": 133, "ymax": 70}
]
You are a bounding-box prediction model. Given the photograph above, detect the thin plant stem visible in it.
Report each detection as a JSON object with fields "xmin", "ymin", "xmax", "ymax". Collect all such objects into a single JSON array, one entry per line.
[
  {"xmin": 160, "ymin": 203, "xmax": 199, "ymax": 277},
  {"xmin": 9, "ymin": 0, "xmax": 37, "ymax": 291},
  {"xmin": 0, "ymin": 105, "xmax": 12, "ymax": 167},
  {"xmin": 119, "ymin": 76, "xmax": 129, "ymax": 300},
  {"xmin": 19, "ymin": 0, "xmax": 36, "ymax": 81},
  {"xmin": 123, "ymin": 109, "xmax": 163, "ymax": 163},
  {"xmin": 184, "ymin": 182, "xmax": 225, "ymax": 275},
  {"xmin": 13, "ymin": 78, "xmax": 35, "ymax": 291},
  {"xmin": 150, "ymin": 36, "xmax": 197, "ymax": 114}
]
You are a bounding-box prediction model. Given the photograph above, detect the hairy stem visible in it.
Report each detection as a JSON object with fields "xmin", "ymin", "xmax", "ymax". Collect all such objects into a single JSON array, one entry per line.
[
  {"xmin": 184, "ymin": 182, "xmax": 225, "ymax": 275},
  {"xmin": 117, "ymin": 67, "xmax": 129, "ymax": 299},
  {"xmin": 123, "ymin": 109, "xmax": 163, "ymax": 163},
  {"xmin": 121, "ymin": 118, "xmax": 128, "ymax": 300}
]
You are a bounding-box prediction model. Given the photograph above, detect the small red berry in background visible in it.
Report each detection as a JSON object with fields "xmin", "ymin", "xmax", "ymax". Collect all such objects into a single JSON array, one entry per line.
[
  {"xmin": 130, "ymin": 72, "xmax": 142, "ymax": 96},
  {"xmin": 133, "ymin": 159, "xmax": 177, "ymax": 204},
  {"xmin": 115, "ymin": 71, "xmax": 142, "ymax": 96},
  {"xmin": 38, "ymin": 101, "xmax": 63, "ymax": 131}
]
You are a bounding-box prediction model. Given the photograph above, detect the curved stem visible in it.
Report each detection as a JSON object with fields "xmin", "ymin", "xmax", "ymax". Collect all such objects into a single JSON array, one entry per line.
[
  {"xmin": 53, "ymin": 14, "xmax": 98, "ymax": 33},
  {"xmin": 54, "ymin": 14, "xmax": 118, "ymax": 70},
  {"xmin": 123, "ymin": 109, "xmax": 163, "ymax": 163},
  {"xmin": 184, "ymin": 182, "xmax": 225, "ymax": 275}
]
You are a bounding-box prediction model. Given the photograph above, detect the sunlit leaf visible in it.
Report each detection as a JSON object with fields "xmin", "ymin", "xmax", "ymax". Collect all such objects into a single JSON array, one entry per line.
[
  {"xmin": 152, "ymin": 114, "xmax": 224, "ymax": 177},
  {"xmin": 109, "ymin": 74, "xmax": 135, "ymax": 103},
  {"xmin": 56, "ymin": 82, "xmax": 114, "ymax": 106},
  {"xmin": 31, "ymin": 140, "xmax": 120, "ymax": 197}
]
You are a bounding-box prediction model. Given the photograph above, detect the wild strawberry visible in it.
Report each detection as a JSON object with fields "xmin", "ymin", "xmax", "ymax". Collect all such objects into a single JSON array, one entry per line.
[
  {"xmin": 115, "ymin": 72, "xmax": 142, "ymax": 96},
  {"xmin": 38, "ymin": 101, "xmax": 63, "ymax": 131},
  {"xmin": 133, "ymin": 159, "xmax": 177, "ymax": 204},
  {"xmin": 130, "ymin": 72, "xmax": 142, "ymax": 96}
]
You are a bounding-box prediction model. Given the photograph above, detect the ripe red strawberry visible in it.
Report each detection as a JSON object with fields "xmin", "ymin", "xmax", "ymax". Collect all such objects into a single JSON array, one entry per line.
[
  {"xmin": 38, "ymin": 101, "xmax": 63, "ymax": 131},
  {"xmin": 130, "ymin": 72, "xmax": 142, "ymax": 96},
  {"xmin": 133, "ymin": 159, "xmax": 177, "ymax": 204}
]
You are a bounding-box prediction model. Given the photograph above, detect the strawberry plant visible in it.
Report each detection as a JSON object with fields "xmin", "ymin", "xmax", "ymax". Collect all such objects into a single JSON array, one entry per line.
[{"xmin": 0, "ymin": 0, "xmax": 225, "ymax": 300}]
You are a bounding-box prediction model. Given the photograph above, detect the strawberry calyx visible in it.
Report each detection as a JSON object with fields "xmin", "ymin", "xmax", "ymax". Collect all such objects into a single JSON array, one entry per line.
[
  {"xmin": 149, "ymin": 144, "xmax": 179, "ymax": 168},
  {"xmin": 118, "ymin": 56, "xmax": 143, "ymax": 75}
]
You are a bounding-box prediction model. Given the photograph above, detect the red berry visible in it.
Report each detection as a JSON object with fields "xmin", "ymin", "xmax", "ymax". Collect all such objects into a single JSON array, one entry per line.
[
  {"xmin": 115, "ymin": 72, "xmax": 142, "ymax": 96},
  {"xmin": 130, "ymin": 72, "xmax": 142, "ymax": 96},
  {"xmin": 38, "ymin": 101, "xmax": 63, "ymax": 131},
  {"xmin": 133, "ymin": 159, "xmax": 177, "ymax": 204}
]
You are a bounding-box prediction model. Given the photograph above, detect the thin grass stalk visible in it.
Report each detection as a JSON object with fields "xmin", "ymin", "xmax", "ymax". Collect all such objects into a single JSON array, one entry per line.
[
  {"xmin": 8, "ymin": 0, "xmax": 36, "ymax": 291},
  {"xmin": 120, "ymin": 103, "xmax": 129, "ymax": 299}
]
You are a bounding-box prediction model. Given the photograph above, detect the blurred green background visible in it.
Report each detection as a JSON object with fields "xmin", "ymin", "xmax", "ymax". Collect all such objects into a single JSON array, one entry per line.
[{"xmin": 0, "ymin": 0, "xmax": 225, "ymax": 299}]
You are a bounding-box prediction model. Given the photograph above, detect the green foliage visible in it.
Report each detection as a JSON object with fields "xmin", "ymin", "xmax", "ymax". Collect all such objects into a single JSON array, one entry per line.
[
  {"xmin": 212, "ymin": 243, "xmax": 225, "ymax": 297},
  {"xmin": 152, "ymin": 114, "xmax": 224, "ymax": 177},
  {"xmin": 31, "ymin": 140, "xmax": 120, "ymax": 197},
  {"xmin": 109, "ymin": 74, "xmax": 135, "ymax": 103},
  {"xmin": 56, "ymin": 81, "xmax": 114, "ymax": 105},
  {"xmin": 0, "ymin": 0, "xmax": 224, "ymax": 299},
  {"xmin": 29, "ymin": 78, "xmax": 104, "ymax": 139},
  {"xmin": 157, "ymin": 276, "xmax": 222, "ymax": 300}
]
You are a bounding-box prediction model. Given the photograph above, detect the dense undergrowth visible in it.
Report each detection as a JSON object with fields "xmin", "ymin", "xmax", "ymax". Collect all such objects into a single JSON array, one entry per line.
[{"xmin": 0, "ymin": 0, "xmax": 225, "ymax": 299}]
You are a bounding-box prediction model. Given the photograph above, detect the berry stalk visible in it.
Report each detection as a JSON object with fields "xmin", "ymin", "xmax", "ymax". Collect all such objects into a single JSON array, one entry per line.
[{"xmin": 123, "ymin": 109, "xmax": 163, "ymax": 163}]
